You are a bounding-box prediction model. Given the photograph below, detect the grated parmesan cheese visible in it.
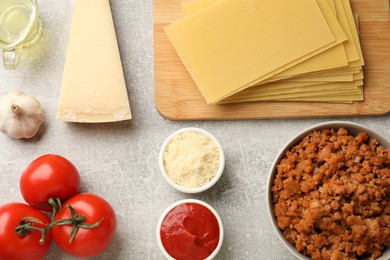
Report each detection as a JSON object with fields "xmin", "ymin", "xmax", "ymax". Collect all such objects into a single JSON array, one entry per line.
[{"xmin": 163, "ymin": 131, "xmax": 221, "ymax": 188}]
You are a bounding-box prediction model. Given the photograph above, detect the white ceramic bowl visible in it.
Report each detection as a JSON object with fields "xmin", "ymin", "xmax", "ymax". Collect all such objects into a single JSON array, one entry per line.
[
  {"xmin": 159, "ymin": 127, "xmax": 225, "ymax": 193},
  {"xmin": 156, "ymin": 199, "xmax": 224, "ymax": 260},
  {"xmin": 266, "ymin": 121, "xmax": 390, "ymax": 260}
]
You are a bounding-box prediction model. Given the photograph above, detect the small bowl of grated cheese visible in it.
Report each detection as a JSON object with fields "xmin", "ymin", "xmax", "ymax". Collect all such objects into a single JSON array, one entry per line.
[{"xmin": 159, "ymin": 127, "xmax": 225, "ymax": 193}]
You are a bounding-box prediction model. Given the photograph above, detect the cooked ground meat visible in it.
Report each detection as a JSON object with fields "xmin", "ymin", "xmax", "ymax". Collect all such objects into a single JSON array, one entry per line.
[{"xmin": 272, "ymin": 127, "xmax": 390, "ymax": 260}]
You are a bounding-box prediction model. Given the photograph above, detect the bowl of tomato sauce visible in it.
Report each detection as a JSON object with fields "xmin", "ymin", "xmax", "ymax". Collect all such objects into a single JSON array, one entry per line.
[{"xmin": 156, "ymin": 199, "xmax": 224, "ymax": 260}]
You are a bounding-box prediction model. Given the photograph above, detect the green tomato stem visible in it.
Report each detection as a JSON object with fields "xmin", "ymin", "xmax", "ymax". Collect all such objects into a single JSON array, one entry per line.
[
  {"xmin": 46, "ymin": 204, "xmax": 104, "ymax": 243},
  {"xmin": 30, "ymin": 197, "xmax": 62, "ymax": 221},
  {"xmin": 14, "ymin": 217, "xmax": 48, "ymax": 244},
  {"xmin": 48, "ymin": 198, "xmax": 62, "ymax": 221},
  {"xmin": 14, "ymin": 204, "xmax": 104, "ymax": 245}
]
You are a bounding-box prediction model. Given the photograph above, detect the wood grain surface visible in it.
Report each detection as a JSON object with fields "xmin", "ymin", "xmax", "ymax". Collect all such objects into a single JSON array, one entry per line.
[{"xmin": 154, "ymin": 0, "xmax": 390, "ymax": 120}]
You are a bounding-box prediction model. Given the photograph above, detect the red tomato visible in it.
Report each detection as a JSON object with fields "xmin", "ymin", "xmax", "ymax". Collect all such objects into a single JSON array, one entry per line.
[
  {"xmin": 20, "ymin": 154, "xmax": 80, "ymax": 211},
  {"xmin": 0, "ymin": 203, "xmax": 52, "ymax": 260},
  {"xmin": 52, "ymin": 193, "xmax": 116, "ymax": 258}
]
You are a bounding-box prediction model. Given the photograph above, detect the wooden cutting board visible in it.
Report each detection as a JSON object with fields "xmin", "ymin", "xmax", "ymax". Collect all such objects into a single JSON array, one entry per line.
[{"xmin": 154, "ymin": 0, "xmax": 390, "ymax": 120}]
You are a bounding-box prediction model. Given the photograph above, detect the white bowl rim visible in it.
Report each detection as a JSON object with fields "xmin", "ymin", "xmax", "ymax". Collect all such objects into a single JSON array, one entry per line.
[
  {"xmin": 266, "ymin": 120, "xmax": 390, "ymax": 260},
  {"xmin": 159, "ymin": 127, "xmax": 225, "ymax": 194},
  {"xmin": 156, "ymin": 198, "xmax": 224, "ymax": 260}
]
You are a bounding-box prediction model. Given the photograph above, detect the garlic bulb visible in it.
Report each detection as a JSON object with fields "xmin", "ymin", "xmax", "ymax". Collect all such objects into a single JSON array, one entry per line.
[{"xmin": 0, "ymin": 91, "xmax": 45, "ymax": 139}]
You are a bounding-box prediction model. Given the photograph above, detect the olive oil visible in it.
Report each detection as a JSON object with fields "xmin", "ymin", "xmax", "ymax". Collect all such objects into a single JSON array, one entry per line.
[
  {"xmin": 0, "ymin": 0, "xmax": 42, "ymax": 69},
  {"xmin": 0, "ymin": 0, "xmax": 33, "ymax": 44}
]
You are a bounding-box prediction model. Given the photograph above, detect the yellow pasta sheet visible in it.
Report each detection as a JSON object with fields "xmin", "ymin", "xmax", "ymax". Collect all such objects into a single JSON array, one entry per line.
[
  {"xmin": 286, "ymin": 70, "xmax": 362, "ymax": 83},
  {"xmin": 339, "ymin": 0, "xmax": 364, "ymax": 67},
  {"xmin": 286, "ymin": 74, "xmax": 354, "ymax": 82},
  {"xmin": 182, "ymin": 0, "xmax": 349, "ymax": 83},
  {"xmin": 165, "ymin": 0, "xmax": 338, "ymax": 103},
  {"xmin": 221, "ymin": 87, "xmax": 362, "ymax": 103},
  {"xmin": 281, "ymin": 86, "xmax": 363, "ymax": 103},
  {"xmin": 250, "ymin": 0, "xmax": 363, "ymax": 88},
  {"xmin": 221, "ymin": 80, "xmax": 362, "ymax": 102},
  {"xmin": 221, "ymin": 0, "xmax": 365, "ymax": 103}
]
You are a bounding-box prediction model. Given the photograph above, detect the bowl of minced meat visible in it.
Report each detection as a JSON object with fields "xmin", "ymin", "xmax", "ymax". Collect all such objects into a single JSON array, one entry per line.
[{"xmin": 267, "ymin": 121, "xmax": 389, "ymax": 260}]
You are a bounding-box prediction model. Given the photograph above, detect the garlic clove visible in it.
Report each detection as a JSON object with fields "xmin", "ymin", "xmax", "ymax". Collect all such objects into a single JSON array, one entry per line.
[{"xmin": 0, "ymin": 90, "xmax": 45, "ymax": 139}]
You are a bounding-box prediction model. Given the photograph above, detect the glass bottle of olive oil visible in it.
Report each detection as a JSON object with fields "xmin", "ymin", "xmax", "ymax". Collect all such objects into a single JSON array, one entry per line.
[{"xmin": 0, "ymin": 0, "xmax": 32, "ymax": 45}]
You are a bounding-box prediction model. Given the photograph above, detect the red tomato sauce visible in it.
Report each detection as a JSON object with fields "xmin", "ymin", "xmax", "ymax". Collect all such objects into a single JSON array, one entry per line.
[{"xmin": 160, "ymin": 202, "xmax": 220, "ymax": 260}]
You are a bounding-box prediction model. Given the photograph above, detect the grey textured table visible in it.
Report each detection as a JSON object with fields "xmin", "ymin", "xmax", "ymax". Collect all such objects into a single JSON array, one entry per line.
[{"xmin": 0, "ymin": 1, "xmax": 389, "ymax": 259}]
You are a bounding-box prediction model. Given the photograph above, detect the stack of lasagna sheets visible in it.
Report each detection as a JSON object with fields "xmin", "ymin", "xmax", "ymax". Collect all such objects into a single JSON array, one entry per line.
[{"xmin": 164, "ymin": 0, "xmax": 364, "ymax": 104}]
